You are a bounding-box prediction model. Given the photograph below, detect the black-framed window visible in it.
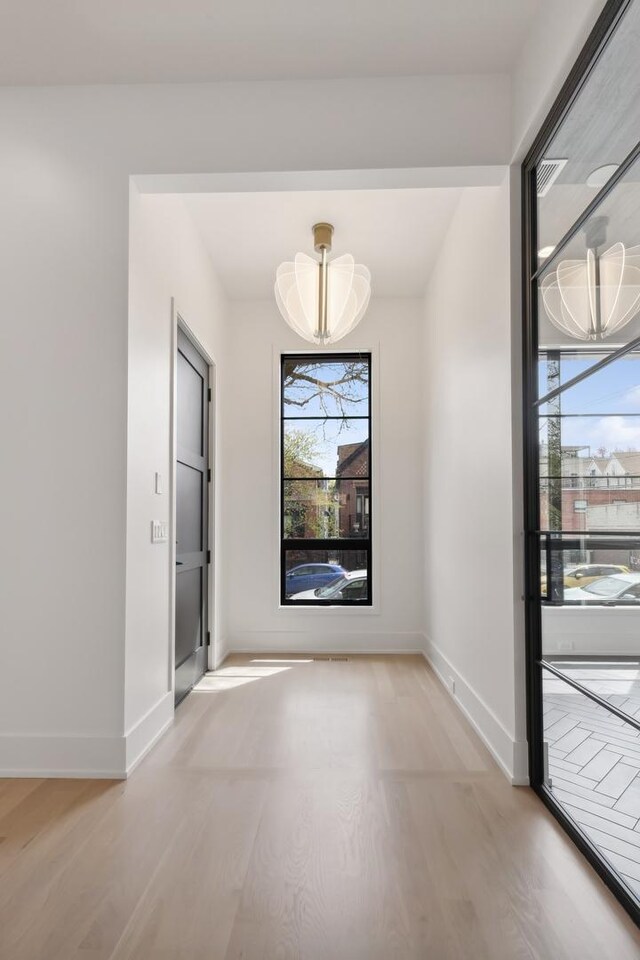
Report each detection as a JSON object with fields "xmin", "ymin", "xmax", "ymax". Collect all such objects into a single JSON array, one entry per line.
[
  {"xmin": 523, "ymin": 0, "xmax": 640, "ymax": 926},
  {"xmin": 280, "ymin": 353, "xmax": 372, "ymax": 605}
]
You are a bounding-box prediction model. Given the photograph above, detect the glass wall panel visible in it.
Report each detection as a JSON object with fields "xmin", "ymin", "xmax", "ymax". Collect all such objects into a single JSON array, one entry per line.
[
  {"xmin": 538, "ymin": 351, "xmax": 640, "ymax": 413},
  {"xmin": 540, "ymin": 478, "xmax": 640, "ymax": 534},
  {"xmin": 527, "ymin": 0, "xmax": 640, "ymax": 920},
  {"xmin": 543, "ymin": 667, "xmax": 640, "ymax": 902},
  {"xmin": 538, "ymin": 153, "xmax": 640, "ymax": 354},
  {"xmin": 544, "ymin": 660, "xmax": 640, "ymax": 724},
  {"xmin": 536, "ymin": 0, "xmax": 640, "ymax": 265},
  {"xmin": 538, "ymin": 350, "xmax": 640, "ymax": 534},
  {"xmin": 539, "ymin": 535, "xmax": 640, "ymax": 603}
]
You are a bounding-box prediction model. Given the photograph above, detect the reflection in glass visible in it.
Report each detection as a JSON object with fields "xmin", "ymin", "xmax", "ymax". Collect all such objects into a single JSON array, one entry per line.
[
  {"xmin": 542, "ymin": 667, "xmax": 640, "ymax": 901},
  {"xmin": 283, "ymin": 418, "xmax": 369, "ymax": 478},
  {"xmin": 538, "ymin": 154, "xmax": 640, "ymax": 353},
  {"xmin": 536, "ymin": 0, "xmax": 640, "ymax": 262}
]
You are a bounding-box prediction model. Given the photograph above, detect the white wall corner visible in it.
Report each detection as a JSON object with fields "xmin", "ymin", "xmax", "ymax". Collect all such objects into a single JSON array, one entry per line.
[
  {"xmin": 511, "ymin": 0, "xmax": 607, "ymax": 161},
  {"xmin": 0, "ymin": 692, "xmax": 174, "ymax": 778},
  {"xmin": 0, "ymin": 734, "xmax": 127, "ymax": 779},
  {"xmin": 214, "ymin": 635, "xmax": 230, "ymax": 669},
  {"xmin": 124, "ymin": 691, "xmax": 174, "ymax": 776},
  {"xmin": 422, "ymin": 635, "xmax": 529, "ymax": 786}
]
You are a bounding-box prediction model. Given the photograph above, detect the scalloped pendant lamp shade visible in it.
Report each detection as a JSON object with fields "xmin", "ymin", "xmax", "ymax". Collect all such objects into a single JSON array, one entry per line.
[
  {"xmin": 275, "ymin": 223, "xmax": 371, "ymax": 344},
  {"xmin": 541, "ymin": 241, "xmax": 640, "ymax": 341}
]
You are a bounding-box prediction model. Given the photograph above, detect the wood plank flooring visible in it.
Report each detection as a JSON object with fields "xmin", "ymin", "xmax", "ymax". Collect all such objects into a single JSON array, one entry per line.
[{"xmin": 1, "ymin": 654, "xmax": 640, "ymax": 959}]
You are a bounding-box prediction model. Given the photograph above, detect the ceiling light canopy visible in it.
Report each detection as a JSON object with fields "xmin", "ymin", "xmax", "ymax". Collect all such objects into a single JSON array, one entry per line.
[
  {"xmin": 586, "ymin": 164, "xmax": 619, "ymax": 188},
  {"xmin": 541, "ymin": 218, "xmax": 640, "ymax": 341},
  {"xmin": 275, "ymin": 223, "xmax": 371, "ymax": 344}
]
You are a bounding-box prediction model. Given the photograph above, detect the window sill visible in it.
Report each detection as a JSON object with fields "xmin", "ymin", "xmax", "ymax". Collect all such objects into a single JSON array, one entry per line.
[{"xmin": 277, "ymin": 604, "xmax": 380, "ymax": 615}]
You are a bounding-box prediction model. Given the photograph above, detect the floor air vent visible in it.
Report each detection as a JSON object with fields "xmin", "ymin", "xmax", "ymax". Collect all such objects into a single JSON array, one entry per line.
[{"xmin": 313, "ymin": 656, "xmax": 349, "ymax": 662}]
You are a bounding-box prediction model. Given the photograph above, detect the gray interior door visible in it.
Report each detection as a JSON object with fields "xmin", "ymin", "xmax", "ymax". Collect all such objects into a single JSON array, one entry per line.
[{"xmin": 175, "ymin": 327, "xmax": 210, "ymax": 705}]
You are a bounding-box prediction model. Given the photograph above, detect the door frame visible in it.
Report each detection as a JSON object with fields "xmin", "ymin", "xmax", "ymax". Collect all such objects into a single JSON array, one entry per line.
[{"xmin": 169, "ymin": 300, "xmax": 218, "ymax": 698}]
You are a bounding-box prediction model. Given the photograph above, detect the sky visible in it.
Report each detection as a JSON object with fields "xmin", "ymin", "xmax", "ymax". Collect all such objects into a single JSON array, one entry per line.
[
  {"xmin": 538, "ymin": 354, "xmax": 640, "ymax": 455},
  {"xmin": 283, "ymin": 359, "xmax": 369, "ymax": 477}
]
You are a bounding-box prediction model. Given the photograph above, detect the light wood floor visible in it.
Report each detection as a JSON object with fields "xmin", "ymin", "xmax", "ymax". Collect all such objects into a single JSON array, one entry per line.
[{"xmin": 2, "ymin": 654, "xmax": 640, "ymax": 960}]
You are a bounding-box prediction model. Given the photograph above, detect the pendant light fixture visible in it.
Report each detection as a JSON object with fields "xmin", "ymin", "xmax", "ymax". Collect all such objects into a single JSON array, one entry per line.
[
  {"xmin": 541, "ymin": 217, "xmax": 640, "ymax": 341},
  {"xmin": 275, "ymin": 223, "xmax": 371, "ymax": 344}
]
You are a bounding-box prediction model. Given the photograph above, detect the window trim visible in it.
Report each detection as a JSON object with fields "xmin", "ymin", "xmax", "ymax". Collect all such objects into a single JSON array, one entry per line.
[{"xmin": 280, "ymin": 351, "xmax": 373, "ymax": 607}]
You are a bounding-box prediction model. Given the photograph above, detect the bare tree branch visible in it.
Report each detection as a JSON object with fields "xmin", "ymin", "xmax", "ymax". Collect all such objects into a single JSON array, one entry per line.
[{"xmin": 283, "ymin": 360, "xmax": 368, "ymax": 416}]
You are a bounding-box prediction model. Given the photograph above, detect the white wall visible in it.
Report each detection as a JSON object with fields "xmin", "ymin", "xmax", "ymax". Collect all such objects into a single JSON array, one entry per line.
[
  {"xmin": 0, "ymin": 18, "xmax": 597, "ymax": 775},
  {"xmin": 0, "ymin": 74, "xmax": 513, "ymax": 777},
  {"xmin": 125, "ymin": 190, "xmax": 230, "ymax": 768},
  {"xmin": 511, "ymin": 0, "xmax": 607, "ymax": 160},
  {"xmin": 223, "ymin": 298, "xmax": 424, "ymax": 655},
  {"xmin": 422, "ymin": 181, "xmax": 528, "ymax": 783}
]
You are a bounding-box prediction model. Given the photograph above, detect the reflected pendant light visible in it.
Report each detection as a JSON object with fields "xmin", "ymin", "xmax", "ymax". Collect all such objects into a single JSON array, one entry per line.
[
  {"xmin": 541, "ymin": 217, "xmax": 640, "ymax": 341},
  {"xmin": 275, "ymin": 222, "xmax": 371, "ymax": 344}
]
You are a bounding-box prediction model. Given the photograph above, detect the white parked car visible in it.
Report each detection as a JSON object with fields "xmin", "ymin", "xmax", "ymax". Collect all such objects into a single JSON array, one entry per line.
[
  {"xmin": 289, "ymin": 569, "xmax": 368, "ymax": 602},
  {"xmin": 564, "ymin": 572, "xmax": 640, "ymax": 604}
]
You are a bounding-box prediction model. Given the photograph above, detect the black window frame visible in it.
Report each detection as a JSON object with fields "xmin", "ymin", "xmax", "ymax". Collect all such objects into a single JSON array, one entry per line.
[
  {"xmin": 522, "ymin": 0, "xmax": 640, "ymax": 926},
  {"xmin": 280, "ymin": 351, "xmax": 372, "ymax": 606}
]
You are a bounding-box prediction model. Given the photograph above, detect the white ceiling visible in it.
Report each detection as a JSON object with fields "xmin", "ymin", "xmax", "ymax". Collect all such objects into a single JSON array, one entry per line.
[
  {"xmin": 0, "ymin": 1, "xmax": 540, "ymax": 85},
  {"xmin": 182, "ymin": 188, "xmax": 462, "ymax": 300}
]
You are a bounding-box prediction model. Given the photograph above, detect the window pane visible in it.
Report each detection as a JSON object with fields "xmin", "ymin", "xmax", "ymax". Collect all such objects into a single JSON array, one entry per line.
[
  {"xmin": 284, "ymin": 479, "xmax": 370, "ymax": 539},
  {"xmin": 538, "ymin": 351, "xmax": 640, "ymax": 413},
  {"xmin": 281, "ymin": 352, "xmax": 371, "ymax": 606},
  {"xmin": 283, "ymin": 419, "xmax": 369, "ymax": 478},
  {"xmin": 538, "ymin": 152, "xmax": 640, "ymax": 353},
  {"xmin": 536, "ymin": 0, "xmax": 640, "ymax": 265},
  {"xmin": 539, "ymin": 536, "xmax": 640, "ymax": 605},
  {"xmin": 540, "ymin": 476, "xmax": 640, "ymax": 533},
  {"xmin": 542, "ymin": 666, "xmax": 640, "ymax": 901},
  {"xmin": 284, "ymin": 549, "xmax": 368, "ymax": 600},
  {"xmin": 539, "ymin": 414, "xmax": 640, "ymax": 463},
  {"xmin": 283, "ymin": 357, "xmax": 369, "ymax": 418},
  {"xmin": 539, "ymin": 414, "xmax": 640, "ymax": 533},
  {"xmin": 544, "ymin": 660, "xmax": 640, "ymax": 725}
]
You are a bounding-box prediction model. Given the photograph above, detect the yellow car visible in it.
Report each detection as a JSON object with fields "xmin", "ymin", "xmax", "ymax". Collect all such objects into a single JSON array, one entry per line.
[{"xmin": 541, "ymin": 563, "xmax": 630, "ymax": 593}]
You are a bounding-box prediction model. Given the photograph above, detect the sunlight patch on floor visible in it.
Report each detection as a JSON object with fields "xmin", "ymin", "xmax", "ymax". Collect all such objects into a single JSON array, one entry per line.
[
  {"xmin": 192, "ymin": 663, "xmax": 293, "ymax": 692},
  {"xmin": 250, "ymin": 658, "xmax": 313, "ymax": 664}
]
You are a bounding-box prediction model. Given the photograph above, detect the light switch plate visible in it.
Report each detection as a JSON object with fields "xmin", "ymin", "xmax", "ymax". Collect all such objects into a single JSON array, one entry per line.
[
  {"xmin": 151, "ymin": 520, "xmax": 168, "ymax": 543},
  {"xmin": 155, "ymin": 472, "xmax": 163, "ymax": 495}
]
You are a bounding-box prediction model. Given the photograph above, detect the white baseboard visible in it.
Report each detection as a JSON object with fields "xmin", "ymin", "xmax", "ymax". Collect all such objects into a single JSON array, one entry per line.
[
  {"xmin": 214, "ymin": 635, "xmax": 230, "ymax": 669},
  {"xmin": 226, "ymin": 631, "xmax": 425, "ymax": 655},
  {"xmin": 423, "ymin": 637, "xmax": 529, "ymax": 786},
  {"xmin": 124, "ymin": 691, "xmax": 174, "ymax": 775},
  {"xmin": 0, "ymin": 692, "xmax": 175, "ymax": 779},
  {"xmin": 0, "ymin": 733, "xmax": 126, "ymax": 779}
]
